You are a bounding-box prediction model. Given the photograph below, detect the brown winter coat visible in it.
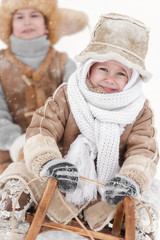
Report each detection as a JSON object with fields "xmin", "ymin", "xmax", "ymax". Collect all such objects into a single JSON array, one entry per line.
[
  {"xmin": 0, "ymin": 48, "xmax": 67, "ymax": 165},
  {"xmin": 20, "ymin": 83, "xmax": 158, "ymax": 231}
]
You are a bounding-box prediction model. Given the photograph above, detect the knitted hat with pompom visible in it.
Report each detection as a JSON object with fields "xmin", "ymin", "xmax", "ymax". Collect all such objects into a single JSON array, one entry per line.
[{"xmin": 0, "ymin": 0, "xmax": 88, "ymax": 45}]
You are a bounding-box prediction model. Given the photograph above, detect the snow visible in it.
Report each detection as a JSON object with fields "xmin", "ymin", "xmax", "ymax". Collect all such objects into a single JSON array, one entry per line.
[
  {"xmin": 0, "ymin": 0, "xmax": 160, "ymax": 239},
  {"xmin": 36, "ymin": 231, "xmax": 87, "ymax": 240}
]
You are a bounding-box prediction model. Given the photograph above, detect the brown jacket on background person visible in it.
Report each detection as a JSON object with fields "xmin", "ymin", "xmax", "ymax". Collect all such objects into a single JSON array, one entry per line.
[{"xmin": 0, "ymin": 48, "xmax": 67, "ymax": 169}]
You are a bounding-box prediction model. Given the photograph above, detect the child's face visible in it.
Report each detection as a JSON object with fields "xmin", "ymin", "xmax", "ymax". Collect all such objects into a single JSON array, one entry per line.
[
  {"xmin": 12, "ymin": 8, "xmax": 49, "ymax": 40},
  {"xmin": 88, "ymin": 61, "xmax": 129, "ymax": 93}
]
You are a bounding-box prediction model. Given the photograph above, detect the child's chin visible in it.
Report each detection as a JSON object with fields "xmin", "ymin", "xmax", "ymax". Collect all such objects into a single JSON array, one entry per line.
[{"xmin": 21, "ymin": 33, "xmax": 38, "ymax": 40}]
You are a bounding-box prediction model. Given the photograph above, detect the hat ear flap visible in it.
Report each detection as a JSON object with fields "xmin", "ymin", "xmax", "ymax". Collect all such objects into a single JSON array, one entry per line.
[
  {"xmin": 52, "ymin": 9, "xmax": 88, "ymax": 42},
  {"xmin": 87, "ymin": 63, "xmax": 95, "ymax": 79},
  {"xmin": 0, "ymin": 13, "xmax": 12, "ymax": 45},
  {"xmin": 87, "ymin": 69, "xmax": 91, "ymax": 78}
]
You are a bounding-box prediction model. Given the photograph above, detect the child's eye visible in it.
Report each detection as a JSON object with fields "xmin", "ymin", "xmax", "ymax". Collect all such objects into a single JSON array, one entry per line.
[
  {"xmin": 16, "ymin": 16, "xmax": 23, "ymax": 19},
  {"xmin": 31, "ymin": 14, "xmax": 39, "ymax": 18},
  {"xmin": 117, "ymin": 72, "xmax": 126, "ymax": 76},
  {"xmin": 100, "ymin": 68, "xmax": 108, "ymax": 72}
]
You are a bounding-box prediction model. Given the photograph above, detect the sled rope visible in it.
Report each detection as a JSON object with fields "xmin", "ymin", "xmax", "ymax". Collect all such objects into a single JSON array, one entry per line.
[
  {"xmin": 80, "ymin": 177, "xmax": 152, "ymax": 228},
  {"xmin": 56, "ymin": 187, "xmax": 94, "ymax": 240},
  {"xmin": 12, "ymin": 176, "xmax": 95, "ymax": 240},
  {"xmin": 134, "ymin": 199, "xmax": 152, "ymax": 228},
  {"xmin": 12, "ymin": 176, "xmax": 46, "ymax": 240},
  {"xmin": 12, "ymin": 175, "xmax": 152, "ymax": 240},
  {"xmin": 80, "ymin": 175, "xmax": 105, "ymax": 187}
]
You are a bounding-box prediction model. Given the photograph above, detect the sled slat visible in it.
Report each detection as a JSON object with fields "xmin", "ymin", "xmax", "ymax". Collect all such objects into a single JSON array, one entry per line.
[
  {"xmin": 124, "ymin": 197, "xmax": 135, "ymax": 240},
  {"xmin": 26, "ymin": 214, "xmax": 124, "ymax": 240},
  {"xmin": 112, "ymin": 201, "xmax": 124, "ymax": 237},
  {"xmin": 25, "ymin": 178, "xmax": 57, "ymax": 240}
]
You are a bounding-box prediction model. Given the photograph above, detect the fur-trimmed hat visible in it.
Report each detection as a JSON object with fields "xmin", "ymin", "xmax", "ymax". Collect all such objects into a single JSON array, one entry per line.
[
  {"xmin": 76, "ymin": 13, "xmax": 151, "ymax": 81},
  {"xmin": 0, "ymin": 0, "xmax": 88, "ymax": 45}
]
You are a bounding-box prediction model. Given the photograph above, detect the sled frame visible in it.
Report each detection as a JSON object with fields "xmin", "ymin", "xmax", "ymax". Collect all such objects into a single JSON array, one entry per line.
[{"xmin": 25, "ymin": 178, "xmax": 136, "ymax": 240}]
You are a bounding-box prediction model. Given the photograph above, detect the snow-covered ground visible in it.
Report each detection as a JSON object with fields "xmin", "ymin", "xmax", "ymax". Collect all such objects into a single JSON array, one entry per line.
[{"xmin": 36, "ymin": 231, "xmax": 88, "ymax": 240}]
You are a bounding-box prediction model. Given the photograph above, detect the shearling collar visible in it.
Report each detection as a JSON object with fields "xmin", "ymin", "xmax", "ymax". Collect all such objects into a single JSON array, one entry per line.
[{"xmin": 5, "ymin": 46, "xmax": 54, "ymax": 83}]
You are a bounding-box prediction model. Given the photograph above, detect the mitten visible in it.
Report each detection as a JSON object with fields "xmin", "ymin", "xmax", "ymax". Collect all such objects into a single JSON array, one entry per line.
[
  {"xmin": 104, "ymin": 176, "xmax": 140, "ymax": 206},
  {"xmin": 40, "ymin": 158, "xmax": 79, "ymax": 193}
]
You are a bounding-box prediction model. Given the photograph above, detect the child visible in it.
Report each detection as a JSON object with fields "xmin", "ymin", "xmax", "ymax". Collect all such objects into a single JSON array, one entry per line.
[
  {"xmin": 0, "ymin": 13, "xmax": 159, "ymax": 240},
  {"xmin": 0, "ymin": 0, "xmax": 88, "ymax": 173}
]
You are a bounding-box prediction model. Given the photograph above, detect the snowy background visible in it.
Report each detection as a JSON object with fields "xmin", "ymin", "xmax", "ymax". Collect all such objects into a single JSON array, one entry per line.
[{"xmin": 0, "ymin": 0, "xmax": 159, "ymax": 239}]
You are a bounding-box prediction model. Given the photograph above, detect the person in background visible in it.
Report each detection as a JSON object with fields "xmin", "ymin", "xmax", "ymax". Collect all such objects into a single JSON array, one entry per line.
[
  {"xmin": 0, "ymin": 13, "xmax": 159, "ymax": 240},
  {"xmin": 0, "ymin": 0, "xmax": 88, "ymax": 173}
]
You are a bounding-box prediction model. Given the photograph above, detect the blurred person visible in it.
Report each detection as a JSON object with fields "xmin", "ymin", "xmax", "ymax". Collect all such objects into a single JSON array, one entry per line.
[{"xmin": 0, "ymin": 0, "xmax": 88, "ymax": 173}]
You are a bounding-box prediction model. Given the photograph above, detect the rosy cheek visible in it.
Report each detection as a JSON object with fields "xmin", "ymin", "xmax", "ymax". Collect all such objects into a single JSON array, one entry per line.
[
  {"xmin": 12, "ymin": 27, "xmax": 18, "ymax": 35},
  {"xmin": 91, "ymin": 80, "xmax": 98, "ymax": 86}
]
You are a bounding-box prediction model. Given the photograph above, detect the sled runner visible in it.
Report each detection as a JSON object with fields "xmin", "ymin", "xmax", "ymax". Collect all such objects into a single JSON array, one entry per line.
[{"xmin": 25, "ymin": 178, "xmax": 136, "ymax": 240}]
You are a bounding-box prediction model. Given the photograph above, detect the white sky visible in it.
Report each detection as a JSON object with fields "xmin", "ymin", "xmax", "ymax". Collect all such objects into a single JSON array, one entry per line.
[{"xmin": 0, "ymin": 0, "xmax": 160, "ymax": 178}]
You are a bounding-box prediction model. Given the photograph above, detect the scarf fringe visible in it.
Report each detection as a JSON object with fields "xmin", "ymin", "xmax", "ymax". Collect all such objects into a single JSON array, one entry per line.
[{"xmin": 65, "ymin": 135, "xmax": 98, "ymax": 206}]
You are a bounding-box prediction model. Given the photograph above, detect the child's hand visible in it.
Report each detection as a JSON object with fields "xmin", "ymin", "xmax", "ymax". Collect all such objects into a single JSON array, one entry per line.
[
  {"xmin": 40, "ymin": 158, "xmax": 79, "ymax": 193},
  {"xmin": 104, "ymin": 176, "xmax": 140, "ymax": 206}
]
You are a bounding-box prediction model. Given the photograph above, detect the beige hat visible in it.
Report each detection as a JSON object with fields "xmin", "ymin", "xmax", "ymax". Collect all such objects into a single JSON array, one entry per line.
[
  {"xmin": 0, "ymin": 0, "xmax": 88, "ymax": 45},
  {"xmin": 76, "ymin": 13, "xmax": 151, "ymax": 81}
]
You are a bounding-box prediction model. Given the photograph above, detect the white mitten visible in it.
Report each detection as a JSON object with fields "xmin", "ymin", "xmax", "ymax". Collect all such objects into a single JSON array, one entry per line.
[{"xmin": 9, "ymin": 134, "xmax": 25, "ymax": 162}]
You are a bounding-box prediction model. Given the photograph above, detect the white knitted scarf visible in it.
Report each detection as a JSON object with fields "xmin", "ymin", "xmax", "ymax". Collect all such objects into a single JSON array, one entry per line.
[{"xmin": 65, "ymin": 59, "xmax": 146, "ymax": 206}]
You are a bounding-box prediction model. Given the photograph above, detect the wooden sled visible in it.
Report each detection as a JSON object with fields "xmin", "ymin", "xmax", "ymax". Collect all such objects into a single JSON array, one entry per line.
[{"xmin": 25, "ymin": 178, "xmax": 136, "ymax": 240}]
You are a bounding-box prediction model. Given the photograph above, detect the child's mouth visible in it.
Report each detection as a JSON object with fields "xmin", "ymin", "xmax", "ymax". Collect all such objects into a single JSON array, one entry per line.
[
  {"xmin": 23, "ymin": 29, "xmax": 34, "ymax": 34},
  {"xmin": 101, "ymin": 85, "xmax": 117, "ymax": 93}
]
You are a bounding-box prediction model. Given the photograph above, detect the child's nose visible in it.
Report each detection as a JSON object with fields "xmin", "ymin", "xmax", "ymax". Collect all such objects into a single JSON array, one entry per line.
[
  {"xmin": 24, "ymin": 17, "xmax": 31, "ymax": 25},
  {"xmin": 104, "ymin": 75, "xmax": 115, "ymax": 83}
]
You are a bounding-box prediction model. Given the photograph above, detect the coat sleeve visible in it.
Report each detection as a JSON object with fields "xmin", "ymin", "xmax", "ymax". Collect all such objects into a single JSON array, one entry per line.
[
  {"xmin": 119, "ymin": 101, "xmax": 158, "ymax": 193},
  {"xmin": 0, "ymin": 82, "xmax": 22, "ymax": 151},
  {"xmin": 24, "ymin": 84, "xmax": 70, "ymax": 176}
]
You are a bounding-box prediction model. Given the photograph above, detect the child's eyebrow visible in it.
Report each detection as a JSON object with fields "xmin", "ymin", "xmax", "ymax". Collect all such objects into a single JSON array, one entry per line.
[
  {"xmin": 14, "ymin": 12, "xmax": 23, "ymax": 16},
  {"xmin": 30, "ymin": 11, "xmax": 40, "ymax": 14},
  {"xmin": 14, "ymin": 10, "xmax": 40, "ymax": 15}
]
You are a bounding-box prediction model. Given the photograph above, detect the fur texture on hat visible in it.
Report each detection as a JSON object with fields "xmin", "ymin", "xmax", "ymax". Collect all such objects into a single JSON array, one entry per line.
[
  {"xmin": 0, "ymin": 0, "xmax": 88, "ymax": 45},
  {"xmin": 76, "ymin": 13, "xmax": 151, "ymax": 81}
]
